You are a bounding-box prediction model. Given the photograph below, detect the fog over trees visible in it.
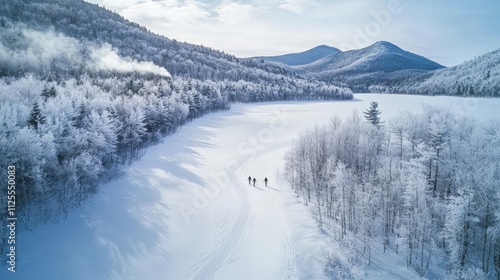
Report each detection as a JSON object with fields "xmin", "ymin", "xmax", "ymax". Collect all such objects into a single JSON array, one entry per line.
[{"xmin": 284, "ymin": 106, "xmax": 500, "ymax": 279}]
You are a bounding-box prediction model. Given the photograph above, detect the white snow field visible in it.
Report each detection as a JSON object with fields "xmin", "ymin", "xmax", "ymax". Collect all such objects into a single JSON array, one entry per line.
[{"xmin": 3, "ymin": 94, "xmax": 500, "ymax": 280}]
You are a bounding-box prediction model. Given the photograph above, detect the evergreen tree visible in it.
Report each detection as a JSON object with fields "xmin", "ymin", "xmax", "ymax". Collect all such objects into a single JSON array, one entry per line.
[
  {"xmin": 41, "ymin": 85, "xmax": 57, "ymax": 101},
  {"xmin": 28, "ymin": 102, "xmax": 45, "ymax": 130},
  {"xmin": 74, "ymin": 102, "xmax": 87, "ymax": 129},
  {"xmin": 363, "ymin": 101, "xmax": 384, "ymax": 128}
]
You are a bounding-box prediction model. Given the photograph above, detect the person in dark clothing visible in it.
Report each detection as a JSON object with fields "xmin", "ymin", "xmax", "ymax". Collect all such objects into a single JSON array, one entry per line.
[
  {"xmin": 248, "ymin": 176, "xmax": 252, "ymax": 185},
  {"xmin": 264, "ymin": 177, "xmax": 268, "ymax": 187},
  {"xmin": 252, "ymin": 178, "xmax": 256, "ymax": 186}
]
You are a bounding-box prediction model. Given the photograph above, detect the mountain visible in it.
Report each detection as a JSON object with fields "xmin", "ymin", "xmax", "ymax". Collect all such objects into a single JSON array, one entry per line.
[
  {"xmin": 386, "ymin": 48, "xmax": 500, "ymax": 97},
  {"xmin": 297, "ymin": 41, "xmax": 445, "ymax": 92},
  {"xmin": 300, "ymin": 41, "xmax": 443, "ymax": 73},
  {"xmin": 252, "ymin": 45, "xmax": 341, "ymax": 66}
]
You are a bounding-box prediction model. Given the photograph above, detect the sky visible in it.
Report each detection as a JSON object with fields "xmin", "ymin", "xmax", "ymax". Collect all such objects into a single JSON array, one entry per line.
[{"xmin": 87, "ymin": 0, "xmax": 500, "ymax": 66}]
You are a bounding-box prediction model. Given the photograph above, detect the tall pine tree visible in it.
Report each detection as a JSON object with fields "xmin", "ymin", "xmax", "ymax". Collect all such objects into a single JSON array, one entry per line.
[{"xmin": 363, "ymin": 101, "xmax": 384, "ymax": 128}]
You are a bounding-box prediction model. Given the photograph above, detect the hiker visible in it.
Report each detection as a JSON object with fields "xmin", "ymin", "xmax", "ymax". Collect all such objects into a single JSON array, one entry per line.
[
  {"xmin": 248, "ymin": 176, "xmax": 252, "ymax": 185},
  {"xmin": 252, "ymin": 177, "xmax": 256, "ymax": 186},
  {"xmin": 264, "ymin": 177, "xmax": 268, "ymax": 187}
]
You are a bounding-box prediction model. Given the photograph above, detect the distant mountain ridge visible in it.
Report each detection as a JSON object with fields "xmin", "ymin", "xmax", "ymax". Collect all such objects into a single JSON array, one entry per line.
[
  {"xmin": 299, "ymin": 41, "xmax": 443, "ymax": 73},
  {"xmin": 252, "ymin": 45, "xmax": 341, "ymax": 66},
  {"xmin": 254, "ymin": 41, "xmax": 445, "ymax": 92}
]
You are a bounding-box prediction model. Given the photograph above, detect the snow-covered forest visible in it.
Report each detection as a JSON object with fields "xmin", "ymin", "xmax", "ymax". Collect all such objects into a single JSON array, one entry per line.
[{"xmin": 284, "ymin": 105, "xmax": 500, "ymax": 279}]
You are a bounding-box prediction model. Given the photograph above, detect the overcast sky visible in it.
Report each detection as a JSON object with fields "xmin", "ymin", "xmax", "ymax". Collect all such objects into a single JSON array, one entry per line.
[{"xmin": 87, "ymin": 0, "xmax": 500, "ymax": 66}]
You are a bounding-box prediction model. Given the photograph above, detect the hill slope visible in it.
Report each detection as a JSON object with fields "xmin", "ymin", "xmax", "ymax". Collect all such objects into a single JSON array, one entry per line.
[
  {"xmin": 387, "ymin": 48, "xmax": 500, "ymax": 96},
  {"xmin": 253, "ymin": 45, "xmax": 341, "ymax": 66}
]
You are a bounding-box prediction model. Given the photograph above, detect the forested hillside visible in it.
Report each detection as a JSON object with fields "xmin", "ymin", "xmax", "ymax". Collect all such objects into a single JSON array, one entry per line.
[
  {"xmin": 382, "ymin": 49, "xmax": 500, "ymax": 97},
  {"xmin": 0, "ymin": 0, "xmax": 352, "ymax": 252},
  {"xmin": 284, "ymin": 106, "xmax": 500, "ymax": 279}
]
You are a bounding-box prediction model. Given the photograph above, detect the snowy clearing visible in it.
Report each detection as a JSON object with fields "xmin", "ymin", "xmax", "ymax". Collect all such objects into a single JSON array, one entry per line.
[{"xmin": 3, "ymin": 94, "xmax": 500, "ymax": 280}]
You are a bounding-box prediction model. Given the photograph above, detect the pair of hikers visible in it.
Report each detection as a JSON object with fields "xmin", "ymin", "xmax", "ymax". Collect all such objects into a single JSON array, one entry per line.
[{"xmin": 248, "ymin": 176, "xmax": 268, "ymax": 187}]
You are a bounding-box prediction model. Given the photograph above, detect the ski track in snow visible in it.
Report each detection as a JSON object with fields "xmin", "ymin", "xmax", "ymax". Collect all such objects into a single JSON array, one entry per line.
[
  {"xmin": 183, "ymin": 142, "xmax": 290, "ymax": 280},
  {"xmin": 183, "ymin": 156, "xmax": 252, "ymax": 280},
  {"xmin": 272, "ymin": 228, "xmax": 296, "ymax": 280}
]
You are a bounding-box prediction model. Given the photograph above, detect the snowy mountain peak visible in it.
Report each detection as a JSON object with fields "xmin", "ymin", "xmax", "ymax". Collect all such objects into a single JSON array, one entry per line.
[
  {"xmin": 366, "ymin": 41, "xmax": 404, "ymax": 54},
  {"xmin": 310, "ymin": 45, "xmax": 341, "ymax": 52}
]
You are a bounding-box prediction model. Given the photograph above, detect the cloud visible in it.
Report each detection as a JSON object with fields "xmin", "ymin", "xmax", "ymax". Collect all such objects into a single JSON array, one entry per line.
[
  {"xmin": 121, "ymin": 0, "xmax": 212, "ymax": 24},
  {"xmin": 88, "ymin": 0, "xmax": 146, "ymax": 12},
  {"xmin": 90, "ymin": 44, "xmax": 171, "ymax": 77},
  {"xmin": 279, "ymin": 0, "xmax": 317, "ymax": 14},
  {"xmin": 216, "ymin": 2, "xmax": 261, "ymax": 24}
]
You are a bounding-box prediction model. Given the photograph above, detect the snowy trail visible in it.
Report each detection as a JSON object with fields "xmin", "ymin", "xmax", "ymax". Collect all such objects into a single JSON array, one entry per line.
[
  {"xmin": 4, "ymin": 94, "xmax": 500, "ymax": 280},
  {"xmin": 183, "ymin": 155, "xmax": 252, "ymax": 279}
]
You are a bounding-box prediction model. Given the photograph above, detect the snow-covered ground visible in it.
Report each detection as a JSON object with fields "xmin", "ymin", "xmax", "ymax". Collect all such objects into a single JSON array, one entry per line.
[{"xmin": 3, "ymin": 94, "xmax": 500, "ymax": 280}]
